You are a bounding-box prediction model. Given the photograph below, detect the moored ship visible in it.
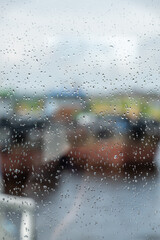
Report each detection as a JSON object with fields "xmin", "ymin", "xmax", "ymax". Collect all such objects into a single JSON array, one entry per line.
[{"xmin": 65, "ymin": 116, "xmax": 160, "ymax": 170}]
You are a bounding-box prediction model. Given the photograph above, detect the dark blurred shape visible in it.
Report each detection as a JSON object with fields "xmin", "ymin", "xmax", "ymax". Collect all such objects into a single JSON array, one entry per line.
[
  {"xmin": 129, "ymin": 118, "xmax": 146, "ymax": 140},
  {"xmin": 65, "ymin": 115, "xmax": 160, "ymax": 170},
  {"xmin": 129, "ymin": 118, "xmax": 160, "ymax": 141}
]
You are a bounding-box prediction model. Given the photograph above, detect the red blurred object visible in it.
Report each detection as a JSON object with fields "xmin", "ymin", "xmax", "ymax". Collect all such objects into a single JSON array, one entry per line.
[
  {"xmin": 1, "ymin": 146, "xmax": 43, "ymax": 178},
  {"xmin": 66, "ymin": 136, "xmax": 159, "ymax": 169}
]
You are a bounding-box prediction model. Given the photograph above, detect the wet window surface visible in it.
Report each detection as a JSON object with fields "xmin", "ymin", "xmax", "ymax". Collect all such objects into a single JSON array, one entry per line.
[{"xmin": 1, "ymin": 0, "xmax": 160, "ymax": 239}]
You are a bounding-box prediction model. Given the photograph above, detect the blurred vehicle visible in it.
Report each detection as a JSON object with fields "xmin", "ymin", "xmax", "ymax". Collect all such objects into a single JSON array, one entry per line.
[{"xmin": 66, "ymin": 116, "xmax": 160, "ymax": 169}]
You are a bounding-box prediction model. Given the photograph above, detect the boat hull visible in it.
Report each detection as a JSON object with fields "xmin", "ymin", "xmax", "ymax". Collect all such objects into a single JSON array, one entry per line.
[{"xmin": 66, "ymin": 136, "xmax": 159, "ymax": 169}]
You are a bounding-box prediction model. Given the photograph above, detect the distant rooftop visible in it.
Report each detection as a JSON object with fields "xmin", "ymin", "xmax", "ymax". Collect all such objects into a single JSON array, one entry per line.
[{"xmin": 47, "ymin": 89, "xmax": 86, "ymax": 98}]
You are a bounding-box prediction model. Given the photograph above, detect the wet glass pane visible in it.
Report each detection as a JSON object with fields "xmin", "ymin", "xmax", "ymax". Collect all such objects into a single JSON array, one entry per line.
[{"xmin": 0, "ymin": 0, "xmax": 160, "ymax": 239}]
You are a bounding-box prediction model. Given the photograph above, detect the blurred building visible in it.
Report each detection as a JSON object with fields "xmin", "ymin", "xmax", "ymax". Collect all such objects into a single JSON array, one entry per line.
[
  {"xmin": 90, "ymin": 92, "xmax": 160, "ymax": 120},
  {"xmin": 0, "ymin": 90, "xmax": 14, "ymax": 122}
]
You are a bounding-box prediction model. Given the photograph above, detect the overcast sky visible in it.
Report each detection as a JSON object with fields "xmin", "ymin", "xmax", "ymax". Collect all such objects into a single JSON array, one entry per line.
[{"xmin": 0, "ymin": 0, "xmax": 160, "ymax": 96}]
